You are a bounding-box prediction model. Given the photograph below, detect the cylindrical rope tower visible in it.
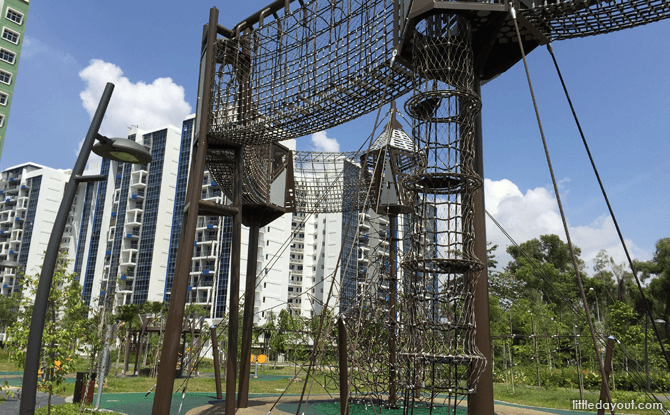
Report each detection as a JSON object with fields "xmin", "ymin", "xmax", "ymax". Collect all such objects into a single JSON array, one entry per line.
[{"xmin": 401, "ymin": 13, "xmax": 486, "ymax": 407}]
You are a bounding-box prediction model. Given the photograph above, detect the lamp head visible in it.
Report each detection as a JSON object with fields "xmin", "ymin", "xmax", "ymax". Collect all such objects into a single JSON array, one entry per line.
[
  {"xmin": 0, "ymin": 260, "xmax": 21, "ymax": 269},
  {"xmin": 92, "ymin": 135, "xmax": 153, "ymax": 165}
]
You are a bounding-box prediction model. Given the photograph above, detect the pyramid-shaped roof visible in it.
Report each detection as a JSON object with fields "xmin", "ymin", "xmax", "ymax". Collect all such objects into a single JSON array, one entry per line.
[{"xmin": 369, "ymin": 116, "xmax": 414, "ymax": 153}]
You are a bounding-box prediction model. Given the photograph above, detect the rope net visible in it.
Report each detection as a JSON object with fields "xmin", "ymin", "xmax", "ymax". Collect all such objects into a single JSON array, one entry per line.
[
  {"xmin": 521, "ymin": 0, "xmax": 670, "ymax": 41},
  {"xmin": 208, "ymin": 0, "xmax": 413, "ymax": 146},
  {"xmin": 400, "ymin": 14, "xmax": 485, "ymax": 403}
]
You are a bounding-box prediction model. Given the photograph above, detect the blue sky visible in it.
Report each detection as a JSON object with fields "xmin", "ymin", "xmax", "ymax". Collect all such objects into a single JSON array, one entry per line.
[{"xmin": 2, "ymin": 0, "xmax": 668, "ymax": 272}]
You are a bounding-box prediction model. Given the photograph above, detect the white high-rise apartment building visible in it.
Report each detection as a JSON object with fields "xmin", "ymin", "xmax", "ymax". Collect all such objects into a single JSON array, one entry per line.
[
  {"xmin": 164, "ymin": 116, "xmax": 294, "ymax": 323},
  {"xmin": 0, "ymin": 163, "xmax": 77, "ymax": 295},
  {"xmin": 73, "ymin": 125, "xmax": 182, "ymax": 309},
  {"xmin": 0, "ymin": 114, "xmax": 412, "ymax": 329}
]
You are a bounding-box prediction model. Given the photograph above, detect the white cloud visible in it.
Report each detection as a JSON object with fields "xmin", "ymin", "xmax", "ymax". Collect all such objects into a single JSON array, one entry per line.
[
  {"xmin": 311, "ymin": 131, "xmax": 340, "ymax": 152},
  {"xmin": 79, "ymin": 59, "xmax": 192, "ymax": 138},
  {"xmin": 22, "ymin": 36, "xmax": 76, "ymax": 64},
  {"xmin": 484, "ymin": 178, "xmax": 649, "ymax": 272}
]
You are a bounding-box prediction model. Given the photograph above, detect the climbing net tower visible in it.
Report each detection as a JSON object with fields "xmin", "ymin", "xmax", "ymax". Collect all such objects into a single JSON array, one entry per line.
[
  {"xmin": 153, "ymin": 0, "xmax": 670, "ymax": 413},
  {"xmin": 400, "ymin": 14, "xmax": 486, "ymax": 401}
]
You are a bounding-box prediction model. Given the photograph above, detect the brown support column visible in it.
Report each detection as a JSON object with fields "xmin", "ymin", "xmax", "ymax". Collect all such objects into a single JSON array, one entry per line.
[
  {"xmin": 225, "ymin": 145, "xmax": 244, "ymax": 415},
  {"xmin": 134, "ymin": 315, "xmax": 149, "ymax": 375},
  {"xmin": 469, "ymin": 77, "xmax": 494, "ymax": 414},
  {"xmin": 388, "ymin": 214, "xmax": 398, "ymax": 408},
  {"xmin": 123, "ymin": 321, "xmax": 132, "ymax": 375},
  {"xmin": 597, "ymin": 337, "xmax": 615, "ymax": 415},
  {"xmin": 338, "ymin": 317, "xmax": 349, "ymax": 415},
  {"xmin": 211, "ymin": 326, "xmax": 223, "ymax": 399},
  {"xmin": 188, "ymin": 319, "xmax": 195, "ymax": 374},
  {"xmin": 195, "ymin": 318, "xmax": 204, "ymax": 375},
  {"xmin": 238, "ymin": 224, "xmax": 260, "ymax": 408},
  {"xmin": 152, "ymin": 7, "xmax": 218, "ymax": 414}
]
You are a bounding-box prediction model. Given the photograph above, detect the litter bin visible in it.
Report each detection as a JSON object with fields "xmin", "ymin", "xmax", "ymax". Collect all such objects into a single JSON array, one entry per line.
[{"xmin": 73, "ymin": 372, "xmax": 96, "ymax": 404}]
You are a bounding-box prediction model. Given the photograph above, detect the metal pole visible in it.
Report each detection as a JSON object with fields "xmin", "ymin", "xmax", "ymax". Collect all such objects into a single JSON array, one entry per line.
[
  {"xmin": 508, "ymin": 310, "xmax": 515, "ymax": 394},
  {"xmin": 531, "ymin": 313, "xmax": 540, "ymax": 387},
  {"xmin": 19, "ymin": 82, "xmax": 115, "ymax": 415},
  {"xmin": 95, "ymin": 324, "xmax": 112, "ymax": 409},
  {"xmin": 210, "ymin": 326, "xmax": 223, "ymax": 399},
  {"xmin": 646, "ymin": 314, "xmax": 650, "ymax": 392},
  {"xmin": 239, "ymin": 224, "xmax": 260, "ymax": 408},
  {"xmin": 469, "ymin": 76, "xmax": 495, "ymax": 414},
  {"xmin": 225, "ymin": 145, "xmax": 244, "ymax": 415},
  {"xmin": 152, "ymin": 8, "xmax": 218, "ymax": 413},
  {"xmin": 388, "ymin": 214, "xmax": 397, "ymax": 408}
]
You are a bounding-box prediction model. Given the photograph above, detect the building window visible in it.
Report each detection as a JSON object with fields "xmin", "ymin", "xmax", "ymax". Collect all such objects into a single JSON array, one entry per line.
[
  {"xmin": 0, "ymin": 48, "xmax": 14, "ymax": 64},
  {"xmin": 2, "ymin": 27, "xmax": 19, "ymax": 44},
  {"xmin": 0, "ymin": 114, "xmax": 4, "ymax": 127},
  {"xmin": 5, "ymin": 8, "xmax": 23, "ymax": 25},
  {"xmin": 0, "ymin": 92, "xmax": 7, "ymax": 106},
  {"xmin": 0, "ymin": 69, "xmax": 11, "ymax": 85}
]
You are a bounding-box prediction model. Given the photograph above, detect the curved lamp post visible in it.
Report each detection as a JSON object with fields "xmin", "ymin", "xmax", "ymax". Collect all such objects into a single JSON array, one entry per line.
[{"xmin": 19, "ymin": 82, "xmax": 151, "ymax": 415}]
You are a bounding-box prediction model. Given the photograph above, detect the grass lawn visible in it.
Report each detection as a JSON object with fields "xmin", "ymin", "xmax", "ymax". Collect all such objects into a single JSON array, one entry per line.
[
  {"xmin": 1, "ymin": 349, "xmax": 668, "ymax": 414},
  {"xmin": 493, "ymin": 383, "xmax": 670, "ymax": 414}
]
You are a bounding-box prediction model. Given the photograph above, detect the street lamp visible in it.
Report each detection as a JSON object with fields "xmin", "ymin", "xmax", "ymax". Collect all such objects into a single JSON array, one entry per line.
[
  {"xmin": 646, "ymin": 316, "xmax": 666, "ymax": 392},
  {"xmin": 19, "ymin": 82, "xmax": 152, "ymax": 415}
]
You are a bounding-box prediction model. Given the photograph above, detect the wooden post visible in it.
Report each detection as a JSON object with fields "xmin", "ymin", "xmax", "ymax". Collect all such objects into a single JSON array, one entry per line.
[
  {"xmin": 388, "ymin": 214, "xmax": 398, "ymax": 408},
  {"xmin": 573, "ymin": 325, "xmax": 584, "ymax": 400},
  {"xmin": 597, "ymin": 337, "xmax": 615, "ymax": 415},
  {"xmin": 338, "ymin": 317, "xmax": 349, "ymax": 415},
  {"xmin": 152, "ymin": 7, "xmax": 218, "ymax": 413},
  {"xmin": 134, "ymin": 314, "xmax": 149, "ymax": 375},
  {"xmin": 211, "ymin": 326, "xmax": 223, "ymax": 399},
  {"xmin": 195, "ymin": 318, "xmax": 203, "ymax": 375},
  {"xmin": 239, "ymin": 224, "xmax": 260, "ymax": 408},
  {"xmin": 188, "ymin": 319, "xmax": 195, "ymax": 374},
  {"xmin": 225, "ymin": 145, "xmax": 244, "ymax": 415},
  {"xmin": 123, "ymin": 321, "xmax": 132, "ymax": 375}
]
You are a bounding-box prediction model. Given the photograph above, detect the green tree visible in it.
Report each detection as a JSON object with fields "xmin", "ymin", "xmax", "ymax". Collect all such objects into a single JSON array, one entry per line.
[
  {"xmin": 0, "ymin": 292, "xmax": 20, "ymax": 343},
  {"xmin": 6, "ymin": 255, "xmax": 88, "ymax": 414},
  {"xmin": 506, "ymin": 234, "xmax": 584, "ymax": 308},
  {"xmin": 636, "ymin": 238, "xmax": 670, "ymax": 332}
]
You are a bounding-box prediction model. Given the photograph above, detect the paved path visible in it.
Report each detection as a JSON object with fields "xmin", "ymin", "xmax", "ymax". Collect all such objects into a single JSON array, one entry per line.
[{"xmin": 0, "ymin": 389, "xmax": 66, "ymax": 415}]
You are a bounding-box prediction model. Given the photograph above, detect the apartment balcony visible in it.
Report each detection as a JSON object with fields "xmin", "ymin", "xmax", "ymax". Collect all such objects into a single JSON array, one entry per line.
[
  {"xmin": 122, "ymin": 242, "xmax": 139, "ymax": 252},
  {"xmin": 133, "ymin": 164, "xmax": 149, "ymax": 173},
  {"xmin": 126, "ymin": 213, "xmax": 142, "ymax": 225},
  {"xmin": 124, "ymin": 230, "xmax": 140, "ymax": 240},
  {"xmin": 130, "ymin": 172, "xmax": 147, "ymax": 187},
  {"xmin": 119, "ymin": 255, "xmax": 137, "ymax": 266},
  {"xmin": 130, "ymin": 189, "xmax": 145, "ymax": 201},
  {"xmin": 197, "ymin": 219, "xmax": 219, "ymax": 230},
  {"xmin": 119, "ymin": 272, "xmax": 134, "ymax": 282}
]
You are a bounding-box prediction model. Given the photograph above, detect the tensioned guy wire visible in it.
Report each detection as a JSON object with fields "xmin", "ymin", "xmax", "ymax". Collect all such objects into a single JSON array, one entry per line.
[
  {"xmin": 546, "ymin": 42, "xmax": 670, "ymax": 373},
  {"xmin": 510, "ymin": 5, "xmax": 614, "ymax": 414}
]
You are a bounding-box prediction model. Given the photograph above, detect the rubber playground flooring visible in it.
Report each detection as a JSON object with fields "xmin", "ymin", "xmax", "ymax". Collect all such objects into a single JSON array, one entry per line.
[{"xmin": 91, "ymin": 393, "xmax": 603, "ymax": 415}]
